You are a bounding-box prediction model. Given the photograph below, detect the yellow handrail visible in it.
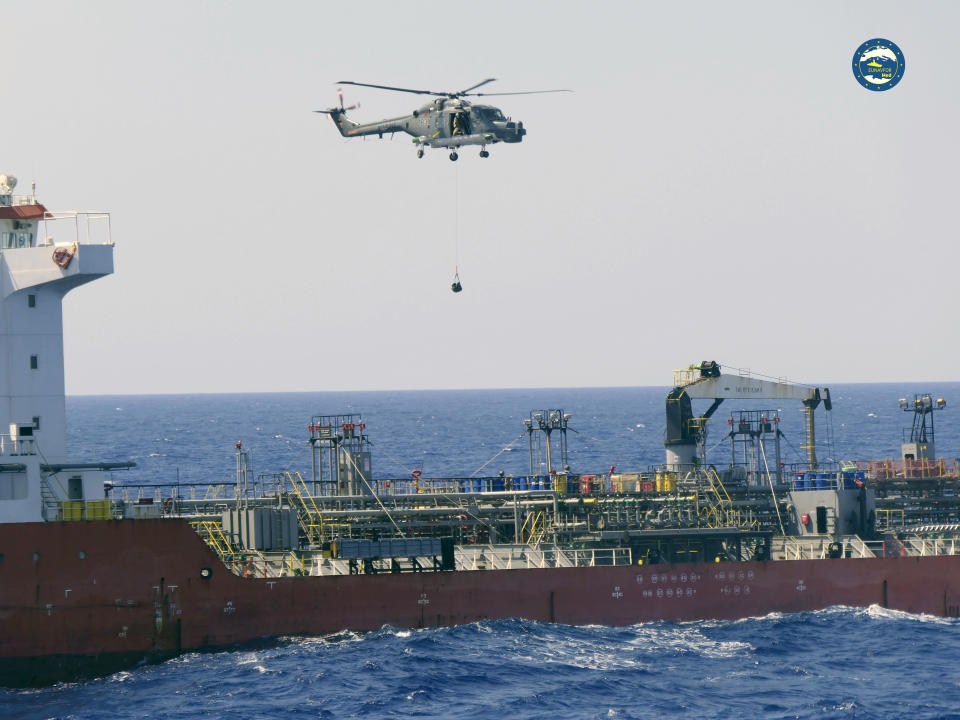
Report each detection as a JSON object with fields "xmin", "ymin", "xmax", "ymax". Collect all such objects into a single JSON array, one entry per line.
[
  {"xmin": 286, "ymin": 471, "xmax": 327, "ymax": 544},
  {"xmin": 520, "ymin": 510, "xmax": 548, "ymax": 545},
  {"xmin": 192, "ymin": 520, "xmax": 228, "ymax": 556}
]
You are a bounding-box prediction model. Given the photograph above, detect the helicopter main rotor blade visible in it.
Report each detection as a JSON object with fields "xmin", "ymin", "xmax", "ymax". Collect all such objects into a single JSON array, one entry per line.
[
  {"xmin": 336, "ymin": 80, "xmax": 444, "ymax": 97},
  {"xmin": 469, "ymin": 89, "xmax": 573, "ymax": 96},
  {"xmin": 457, "ymin": 78, "xmax": 497, "ymax": 95}
]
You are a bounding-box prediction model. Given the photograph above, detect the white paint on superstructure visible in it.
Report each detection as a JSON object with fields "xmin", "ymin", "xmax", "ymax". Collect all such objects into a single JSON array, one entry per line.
[{"xmin": 0, "ymin": 175, "xmax": 114, "ymax": 522}]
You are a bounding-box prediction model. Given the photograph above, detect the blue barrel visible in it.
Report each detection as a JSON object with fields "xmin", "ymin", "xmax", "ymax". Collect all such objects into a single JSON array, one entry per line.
[
  {"xmin": 815, "ymin": 473, "xmax": 827, "ymax": 489},
  {"xmin": 794, "ymin": 473, "xmax": 807, "ymax": 491}
]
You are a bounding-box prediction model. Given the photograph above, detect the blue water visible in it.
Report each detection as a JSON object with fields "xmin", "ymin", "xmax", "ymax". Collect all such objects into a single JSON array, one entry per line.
[
  {"xmin": 62, "ymin": 383, "xmax": 960, "ymax": 488},
  {"xmin": 4, "ymin": 383, "xmax": 960, "ymax": 718}
]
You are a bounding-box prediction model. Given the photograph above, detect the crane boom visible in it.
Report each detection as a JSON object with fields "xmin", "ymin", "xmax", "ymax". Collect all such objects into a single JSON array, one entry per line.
[
  {"xmin": 665, "ymin": 361, "xmax": 831, "ymax": 471},
  {"xmin": 681, "ymin": 375, "xmax": 820, "ymax": 403}
]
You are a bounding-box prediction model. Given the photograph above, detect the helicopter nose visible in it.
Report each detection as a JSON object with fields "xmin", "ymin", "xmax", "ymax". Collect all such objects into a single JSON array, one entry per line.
[{"xmin": 503, "ymin": 120, "xmax": 525, "ymax": 141}]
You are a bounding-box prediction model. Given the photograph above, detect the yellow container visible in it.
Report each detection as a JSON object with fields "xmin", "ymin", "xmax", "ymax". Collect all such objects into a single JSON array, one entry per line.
[
  {"xmin": 554, "ymin": 474, "xmax": 567, "ymax": 495},
  {"xmin": 86, "ymin": 500, "xmax": 112, "ymax": 520},
  {"xmin": 655, "ymin": 472, "xmax": 676, "ymax": 492}
]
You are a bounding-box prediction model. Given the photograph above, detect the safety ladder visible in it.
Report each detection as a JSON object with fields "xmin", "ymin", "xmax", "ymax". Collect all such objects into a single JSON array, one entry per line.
[{"xmin": 285, "ymin": 471, "xmax": 328, "ymax": 545}]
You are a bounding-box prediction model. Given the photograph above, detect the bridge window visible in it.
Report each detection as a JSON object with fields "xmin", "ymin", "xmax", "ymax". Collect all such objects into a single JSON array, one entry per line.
[
  {"xmin": 28, "ymin": 294, "xmax": 36, "ymax": 308},
  {"xmin": 30, "ymin": 355, "xmax": 38, "ymax": 370}
]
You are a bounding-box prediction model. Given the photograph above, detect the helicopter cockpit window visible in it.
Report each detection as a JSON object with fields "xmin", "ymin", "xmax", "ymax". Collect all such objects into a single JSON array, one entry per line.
[{"xmin": 477, "ymin": 107, "xmax": 504, "ymax": 121}]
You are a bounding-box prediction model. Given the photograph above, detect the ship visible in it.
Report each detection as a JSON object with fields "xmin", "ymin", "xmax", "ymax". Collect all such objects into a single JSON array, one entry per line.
[{"xmin": 2, "ymin": 174, "xmax": 960, "ymax": 688}]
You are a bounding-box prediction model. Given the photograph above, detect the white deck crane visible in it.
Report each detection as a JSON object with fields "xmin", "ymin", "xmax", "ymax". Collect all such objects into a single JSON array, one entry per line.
[{"xmin": 664, "ymin": 361, "xmax": 831, "ymax": 472}]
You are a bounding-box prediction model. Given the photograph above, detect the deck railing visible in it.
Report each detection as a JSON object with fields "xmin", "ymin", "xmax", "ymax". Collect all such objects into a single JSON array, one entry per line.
[{"xmin": 0, "ymin": 434, "xmax": 35, "ymax": 456}]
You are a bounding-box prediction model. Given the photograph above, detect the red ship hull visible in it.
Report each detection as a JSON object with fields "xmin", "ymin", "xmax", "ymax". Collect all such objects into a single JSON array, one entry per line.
[{"xmin": 2, "ymin": 519, "xmax": 960, "ymax": 686}]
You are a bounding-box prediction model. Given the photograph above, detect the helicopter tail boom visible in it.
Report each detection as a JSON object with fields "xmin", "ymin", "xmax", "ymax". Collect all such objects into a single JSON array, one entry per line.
[
  {"xmin": 316, "ymin": 105, "xmax": 417, "ymax": 139},
  {"xmin": 323, "ymin": 110, "xmax": 361, "ymax": 137}
]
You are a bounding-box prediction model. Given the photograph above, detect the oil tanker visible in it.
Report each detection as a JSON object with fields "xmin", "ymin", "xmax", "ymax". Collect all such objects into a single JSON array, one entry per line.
[{"xmin": 2, "ymin": 174, "xmax": 959, "ymax": 687}]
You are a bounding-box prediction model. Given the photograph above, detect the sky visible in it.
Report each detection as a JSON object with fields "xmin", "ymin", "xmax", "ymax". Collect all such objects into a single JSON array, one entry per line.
[{"xmin": 3, "ymin": 1, "xmax": 959, "ymax": 394}]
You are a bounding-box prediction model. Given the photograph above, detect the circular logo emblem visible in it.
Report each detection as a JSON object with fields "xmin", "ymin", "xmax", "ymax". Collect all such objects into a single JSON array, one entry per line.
[{"xmin": 852, "ymin": 38, "xmax": 905, "ymax": 91}]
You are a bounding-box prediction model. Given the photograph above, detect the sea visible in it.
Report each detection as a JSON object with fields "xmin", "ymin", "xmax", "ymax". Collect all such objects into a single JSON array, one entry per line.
[{"xmin": 4, "ymin": 383, "xmax": 960, "ymax": 720}]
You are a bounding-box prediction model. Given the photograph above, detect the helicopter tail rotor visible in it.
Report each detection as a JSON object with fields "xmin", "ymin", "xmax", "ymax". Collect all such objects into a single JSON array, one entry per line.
[
  {"xmin": 337, "ymin": 87, "xmax": 360, "ymax": 112},
  {"xmin": 313, "ymin": 88, "xmax": 360, "ymax": 116},
  {"xmin": 314, "ymin": 89, "xmax": 362, "ymax": 137}
]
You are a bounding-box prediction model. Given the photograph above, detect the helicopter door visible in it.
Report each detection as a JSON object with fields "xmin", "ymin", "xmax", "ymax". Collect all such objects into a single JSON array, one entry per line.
[{"xmin": 450, "ymin": 111, "xmax": 469, "ymax": 136}]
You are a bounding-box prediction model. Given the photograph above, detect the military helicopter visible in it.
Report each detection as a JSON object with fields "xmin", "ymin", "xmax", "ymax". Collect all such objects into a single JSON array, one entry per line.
[{"xmin": 315, "ymin": 79, "xmax": 569, "ymax": 160}]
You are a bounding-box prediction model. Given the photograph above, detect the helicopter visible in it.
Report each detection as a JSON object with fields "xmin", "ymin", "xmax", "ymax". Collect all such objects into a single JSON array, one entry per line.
[{"xmin": 315, "ymin": 79, "xmax": 569, "ymax": 160}]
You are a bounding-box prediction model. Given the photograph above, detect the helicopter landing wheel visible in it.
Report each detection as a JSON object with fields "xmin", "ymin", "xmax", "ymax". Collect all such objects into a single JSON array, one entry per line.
[
  {"xmin": 417, "ymin": 148, "xmax": 424, "ymax": 159},
  {"xmin": 449, "ymin": 151, "xmax": 458, "ymax": 161},
  {"xmin": 479, "ymin": 150, "xmax": 489, "ymax": 158}
]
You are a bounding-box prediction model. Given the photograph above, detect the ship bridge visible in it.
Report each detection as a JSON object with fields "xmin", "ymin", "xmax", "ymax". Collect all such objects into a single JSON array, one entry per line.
[{"xmin": 0, "ymin": 173, "xmax": 119, "ymax": 523}]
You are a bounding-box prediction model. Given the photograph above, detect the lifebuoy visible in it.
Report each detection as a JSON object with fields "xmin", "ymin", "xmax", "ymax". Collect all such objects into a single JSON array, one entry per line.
[{"xmin": 52, "ymin": 247, "xmax": 74, "ymax": 268}]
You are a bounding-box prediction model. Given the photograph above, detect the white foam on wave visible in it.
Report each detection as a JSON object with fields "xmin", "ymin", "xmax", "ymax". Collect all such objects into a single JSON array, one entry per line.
[
  {"xmin": 626, "ymin": 625, "xmax": 753, "ymax": 659},
  {"xmin": 285, "ymin": 629, "xmax": 365, "ymax": 647},
  {"xmin": 861, "ymin": 603, "xmax": 955, "ymax": 625},
  {"xmin": 512, "ymin": 645, "xmax": 645, "ymax": 671},
  {"xmin": 520, "ymin": 625, "xmax": 752, "ymax": 669},
  {"xmin": 500, "ymin": 627, "xmax": 647, "ymax": 670},
  {"xmin": 235, "ymin": 651, "xmax": 261, "ymax": 665}
]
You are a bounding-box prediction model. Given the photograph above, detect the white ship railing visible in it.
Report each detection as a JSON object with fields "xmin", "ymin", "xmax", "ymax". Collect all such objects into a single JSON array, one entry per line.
[
  {"xmin": 902, "ymin": 536, "xmax": 960, "ymax": 557},
  {"xmin": 775, "ymin": 536, "xmax": 875, "ymax": 560},
  {"xmin": 775, "ymin": 534, "xmax": 960, "ymax": 560},
  {"xmin": 0, "ymin": 434, "xmax": 35, "ymax": 456},
  {"xmin": 0, "ymin": 193, "xmax": 39, "ymax": 207},
  {"xmin": 455, "ymin": 544, "xmax": 632, "ymax": 570},
  {"xmin": 39, "ymin": 211, "xmax": 112, "ymax": 247}
]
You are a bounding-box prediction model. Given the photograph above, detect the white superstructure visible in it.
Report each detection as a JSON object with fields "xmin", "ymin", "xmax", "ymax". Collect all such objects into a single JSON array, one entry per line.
[{"xmin": 0, "ymin": 173, "xmax": 115, "ymax": 522}]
